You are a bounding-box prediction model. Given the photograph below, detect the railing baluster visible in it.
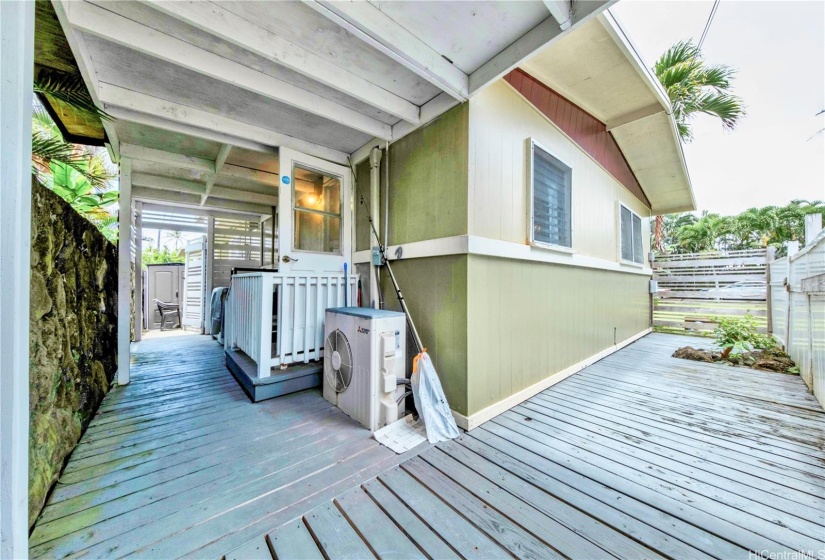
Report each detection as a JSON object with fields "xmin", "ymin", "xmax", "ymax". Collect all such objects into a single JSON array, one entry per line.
[{"xmin": 258, "ymin": 274, "xmax": 272, "ymax": 378}]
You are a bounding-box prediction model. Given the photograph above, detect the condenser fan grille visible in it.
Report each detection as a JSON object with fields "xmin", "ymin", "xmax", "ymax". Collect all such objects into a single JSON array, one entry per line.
[{"xmin": 324, "ymin": 329, "xmax": 352, "ymax": 393}]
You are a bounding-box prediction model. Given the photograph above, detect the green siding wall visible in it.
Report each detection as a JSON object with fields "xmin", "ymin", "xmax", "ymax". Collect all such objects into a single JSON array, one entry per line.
[
  {"xmin": 466, "ymin": 255, "xmax": 650, "ymax": 416},
  {"xmin": 379, "ymin": 256, "xmax": 468, "ymax": 415},
  {"xmin": 353, "ymin": 104, "xmax": 471, "ymax": 414},
  {"xmin": 354, "ymin": 103, "xmax": 469, "ymax": 252}
]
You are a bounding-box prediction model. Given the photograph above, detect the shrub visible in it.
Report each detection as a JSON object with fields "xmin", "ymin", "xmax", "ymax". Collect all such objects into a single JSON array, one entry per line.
[{"xmin": 713, "ymin": 315, "xmax": 773, "ymax": 358}]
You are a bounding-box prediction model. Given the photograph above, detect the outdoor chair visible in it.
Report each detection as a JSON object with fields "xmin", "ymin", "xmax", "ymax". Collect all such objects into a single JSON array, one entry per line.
[{"xmin": 154, "ymin": 299, "xmax": 181, "ymax": 331}]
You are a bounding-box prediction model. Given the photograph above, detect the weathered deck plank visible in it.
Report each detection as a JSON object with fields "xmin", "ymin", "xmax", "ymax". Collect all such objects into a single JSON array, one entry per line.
[
  {"xmin": 28, "ymin": 334, "xmax": 413, "ymax": 559},
  {"xmin": 225, "ymin": 333, "xmax": 823, "ymax": 560},
  {"xmin": 30, "ymin": 333, "xmax": 825, "ymax": 560}
]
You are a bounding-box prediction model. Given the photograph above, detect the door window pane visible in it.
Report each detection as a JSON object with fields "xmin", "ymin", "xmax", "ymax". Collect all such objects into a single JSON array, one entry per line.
[
  {"xmin": 294, "ymin": 213, "xmax": 341, "ymax": 253},
  {"xmin": 292, "ymin": 164, "xmax": 342, "ymax": 254}
]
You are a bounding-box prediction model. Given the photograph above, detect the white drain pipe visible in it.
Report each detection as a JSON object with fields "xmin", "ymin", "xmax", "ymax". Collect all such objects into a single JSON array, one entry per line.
[{"xmin": 369, "ymin": 147, "xmax": 383, "ymax": 309}]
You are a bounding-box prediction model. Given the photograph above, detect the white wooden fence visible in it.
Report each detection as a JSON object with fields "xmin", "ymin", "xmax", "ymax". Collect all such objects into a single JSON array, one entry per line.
[
  {"xmin": 652, "ymin": 249, "xmax": 768, "ymax": 334},
  {"xmin": 224, "ymin": 272, "xmax": 357, "ymax": 378},
  {"xmin": 769, "ymin": 232, "xmax": 825, "ymax": 407}
]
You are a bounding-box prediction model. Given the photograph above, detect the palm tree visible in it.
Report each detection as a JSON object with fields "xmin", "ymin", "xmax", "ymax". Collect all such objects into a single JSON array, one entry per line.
[
  {"xmin": 653, "ymin": 40, "xmax": 745, "ymax": 142},
  {"xmin": 675, "ymin": 213, "xmax": 732, "ymax": 253},
  {"xmin": 165, "ymin": 230, "xmax": 185, "ymax": 251},
  {"xmin": 651, "ymin": 40, "xmax": 746, "ymax": 252}
]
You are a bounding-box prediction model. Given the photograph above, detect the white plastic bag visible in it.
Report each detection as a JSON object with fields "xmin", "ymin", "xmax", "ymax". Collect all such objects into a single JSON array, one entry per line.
[{"xmin": 411, "ymin": 351, "xmax": 460, "ymax": 444}]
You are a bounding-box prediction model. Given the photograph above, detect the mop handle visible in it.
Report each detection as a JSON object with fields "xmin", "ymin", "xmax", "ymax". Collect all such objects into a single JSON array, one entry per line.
[{"xmin": 360, "ymin": 196, "xmax": 424, "ymax": 354}]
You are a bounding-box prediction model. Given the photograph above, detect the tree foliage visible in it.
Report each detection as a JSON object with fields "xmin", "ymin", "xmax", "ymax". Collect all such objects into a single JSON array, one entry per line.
[
  {"xmin": 653, "ymin": 40, "xmax": 745, "ymax": 142},
  {"xmin": 654, "ymin": 200, "xmax": 825, "ymax": 255},
  {"xmin": 31, "ymin": 76, "xmax": 118, "ymax": 243},
  {"xmin": 142, "ymin": 246, "xmax": 185, "ymax": 267}
]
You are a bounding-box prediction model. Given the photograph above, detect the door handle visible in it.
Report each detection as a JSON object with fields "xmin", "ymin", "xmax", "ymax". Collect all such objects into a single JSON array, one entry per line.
[{"xmin": 282, "ymin": 255, "xmax": 299, "ymax": 263}]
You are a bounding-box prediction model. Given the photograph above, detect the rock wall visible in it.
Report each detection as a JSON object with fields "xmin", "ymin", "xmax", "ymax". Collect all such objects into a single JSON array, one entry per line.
[{"xmin": 28, "ymin": 179, "xmax": 118, "ymax": 526}]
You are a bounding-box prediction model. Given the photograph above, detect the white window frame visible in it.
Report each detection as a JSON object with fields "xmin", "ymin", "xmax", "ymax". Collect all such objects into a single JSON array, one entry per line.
[
  {"xmin": 618, "ymin": 202, "xmax": 645, "ymax": 266},
  {"xmin": 528, "ymin": 138, "xmax": 574, "ymax": 253}
]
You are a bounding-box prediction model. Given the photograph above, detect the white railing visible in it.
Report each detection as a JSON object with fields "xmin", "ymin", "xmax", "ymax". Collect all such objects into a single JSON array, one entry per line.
[
  {"xmin": 769, "ymin": 232, "xmax": 825, "ymax": 407},
  {"xmin": 224, "ymin": 272, "xmax": 357, "ymax": 378}
]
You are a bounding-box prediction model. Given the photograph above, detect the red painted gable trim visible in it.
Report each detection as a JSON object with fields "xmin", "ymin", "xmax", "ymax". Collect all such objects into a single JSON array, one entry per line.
[{"xmin": 504, "ymin": 68, "xmax": 650, "ymax": 208}]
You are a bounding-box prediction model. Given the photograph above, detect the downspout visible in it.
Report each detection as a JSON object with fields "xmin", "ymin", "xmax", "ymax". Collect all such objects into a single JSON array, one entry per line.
[
  {"xmin": 369, "ymin": 147, "xmax": 383, "ymax": 309},
  {"xmin": 384, "ymin": 140, "xmax": 390, "ymax": 249}
]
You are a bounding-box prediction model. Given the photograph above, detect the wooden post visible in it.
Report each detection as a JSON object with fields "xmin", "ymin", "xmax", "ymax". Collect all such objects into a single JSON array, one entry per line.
[
  {"xmin": 766, "ymin": 246, "xmax": 775, "ymax": 335},
  {"xmin": 204, "ymin": 216, "xmax": 215, "ymax": 335},
  {"xmin": 134, "ymin": 201, "xmax": 143, "ymax": 341},
  {"xmin": 118, "ymin": 159, "xmax": 133, "ymax": 385},
  {"xmin": 0, "ymin": 1, "xmax": 34, "ymax": 554}
]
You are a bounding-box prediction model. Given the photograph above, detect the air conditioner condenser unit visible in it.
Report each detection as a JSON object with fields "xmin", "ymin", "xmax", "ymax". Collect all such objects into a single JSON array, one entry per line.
[{"xmin": 323, "ymin": 308, "xmax": 407, "ymax": 432}]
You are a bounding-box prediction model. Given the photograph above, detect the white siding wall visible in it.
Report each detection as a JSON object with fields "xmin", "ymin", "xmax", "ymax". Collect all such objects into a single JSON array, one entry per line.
[{"xmin": 468, "ymin": 81, "xmax": 651, "ymax": 264}]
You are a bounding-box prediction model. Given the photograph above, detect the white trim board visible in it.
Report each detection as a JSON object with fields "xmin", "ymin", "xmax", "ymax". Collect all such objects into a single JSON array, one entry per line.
[
  {"xmin": 0, "ymin": 1, "xmax": 34, "ymax": 554},
  {"xmin": 452, "ymin": 328, "xmax": 652, "ymax": 431},
  {"xmin": 353, "ymin": 234, "xmax": 653, "ymax": 277}
]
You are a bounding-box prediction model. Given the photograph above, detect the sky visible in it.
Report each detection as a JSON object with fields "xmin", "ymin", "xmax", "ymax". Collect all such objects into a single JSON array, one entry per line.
[{"xmin": 611, "ymin": 0, "xmax": 825, "ymax": 216}]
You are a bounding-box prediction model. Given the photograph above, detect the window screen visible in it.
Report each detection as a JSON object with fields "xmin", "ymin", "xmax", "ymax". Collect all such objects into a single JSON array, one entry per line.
[
  {"xmin": 620, "ymin": 205, "xmax": 644, "ymax": 264},
  {"xmin": 532, "ymin": 145, "xmax": 571, "ymax": 248}
]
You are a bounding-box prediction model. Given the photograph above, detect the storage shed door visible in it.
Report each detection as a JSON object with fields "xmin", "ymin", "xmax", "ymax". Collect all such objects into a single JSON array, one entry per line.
[{"xmin": 183, "ymin": 237, "xmax": 207, "ymax": 331}]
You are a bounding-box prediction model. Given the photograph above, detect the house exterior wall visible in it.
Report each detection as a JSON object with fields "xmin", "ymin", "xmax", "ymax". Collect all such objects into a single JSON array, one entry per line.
[
  {"xmin": 468, "ymin": 80, "xmax": 651, "ymax": 263},
  {"xmin": 354, "ymin": 81, "xmax": 656, "ymax": 424},
  {"xmin": 354, "ymin": 104, "xmax": 471, "ymax": 415},
  {"xmin": 466, "ymin": 256, "xmax": 650, "ymax": 417},
  {"xmin": 461, "ymin": 79, "xmax": 654, "ymax": 422}
]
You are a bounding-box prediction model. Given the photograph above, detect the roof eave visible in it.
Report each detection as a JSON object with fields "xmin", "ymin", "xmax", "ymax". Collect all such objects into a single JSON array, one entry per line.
[{"xmin": 597, "ymin": 11, "xmax": 696, "ymax": 213}]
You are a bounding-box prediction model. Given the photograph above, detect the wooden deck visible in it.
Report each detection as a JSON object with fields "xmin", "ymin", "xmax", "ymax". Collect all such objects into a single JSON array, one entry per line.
[
  {"xmin": 29, "ymin": 334, "xmax": 420, "ymax": 559},
  {"xmin": 228, "ymin": 333, "xmax": 825, "ymax": 560},
  {"xmin": 30, "ymin": 333, "xmax": 824, "ymax": 559}
]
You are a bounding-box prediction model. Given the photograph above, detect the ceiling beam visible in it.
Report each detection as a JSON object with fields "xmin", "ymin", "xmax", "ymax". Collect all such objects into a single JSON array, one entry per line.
[
  {"xmin": 108, "ymin": 106, "xmax": 275, "ymax": 154},
  {"xmin": 121, "ymin": 146, "xmax": 279, "ymax": 187},
  {"xmin": 98, "ymin": 83, "xmax": 349, "ymax": 164},
  {"xmin": 544, "ymin": 0, "xmax": 573, "ymax": 30},
  {"xmin": 468, "ymin": 0, "xmax": 614, "ymax": 96},
  {"xmin": 208, "ymin": 186, "xmax": 278, "ymax": 207},
  {"xmin": 221, "ymin": 164, "xmax": 279, "ymax": 186},
  {"xmin": 132, "ymin": 186, "xmax": 273, "ymax": 215},
  {"xmin": 120, "ymin": 144, "xmax": 216, "ymax": 173},
  {"xmin": 302, "ymin": 0, "xmax": 469, "ymax": 101},
  {"xmin": 202, "ymin": 144, "xmax": 231, "ymax": 205},
  {"xmin": 142, "ymin": 0, "xmax": 420, "ymax": 125},
  {"xmin": 605, "ymin": 103, "xmax": 666, "ymax": 131},
  {"xmin": 132, "ymin": 172, "xmax": 279, "ymax": 207},
  {"xmin": 66, "ymin": 1, "xmax": 392, "ymax": 140},
  {"xmin": 132, "ymin": 173, "xmax": 204, "ymax": 194}
]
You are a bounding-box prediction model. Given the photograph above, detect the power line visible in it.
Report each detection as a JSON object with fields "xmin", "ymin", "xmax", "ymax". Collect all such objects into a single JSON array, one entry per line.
[{"xmin": 698, "ymin": 0, "xmax": 721, "ymax": 49}]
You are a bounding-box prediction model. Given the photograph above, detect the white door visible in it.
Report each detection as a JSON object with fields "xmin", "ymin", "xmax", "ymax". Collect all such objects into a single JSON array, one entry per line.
[
  {"xmin": 278, "ymin": 148, "xmax": 352, "ymax": 274},
  {"xmin": 183, "ymin": 237, "xmax": 207, "ymax": 331},
  {"xmin": 146, "ymin": 264, "xmax": 182, "ymax": 330}
]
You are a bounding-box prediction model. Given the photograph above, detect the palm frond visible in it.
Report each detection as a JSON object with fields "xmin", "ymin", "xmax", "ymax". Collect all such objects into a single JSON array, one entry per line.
[
  {"xmin": 653, "ymin": 39, "xmax": 745, "ymax": 142},
  {"xmin": 31, "ymin": 134, "xmax": 112, "ymax": 188},
  {"xmin": 701, "ymin": 64, "xmax": 737, "ymax": 90},
  {"xmin": 696, "ymin": 91, "xmax": 746, "ymax": 130},
  {"xmin": 34, "ymin": 70, "xmax": 112, "ymax": 122},
  {"xmin": 653, "ymin": 40, "xmax": 701, "ymax": 77}
]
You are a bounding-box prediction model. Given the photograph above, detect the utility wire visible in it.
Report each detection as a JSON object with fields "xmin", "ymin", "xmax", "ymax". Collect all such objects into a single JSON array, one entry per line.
[{"xmin": 698, "ymin": 0, "xmax": 721, "ymax": 49}]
